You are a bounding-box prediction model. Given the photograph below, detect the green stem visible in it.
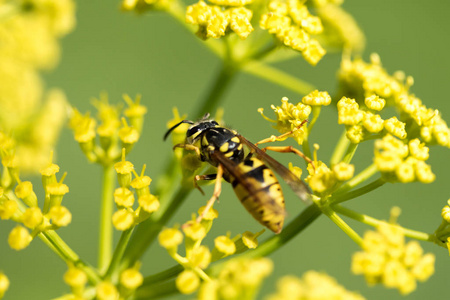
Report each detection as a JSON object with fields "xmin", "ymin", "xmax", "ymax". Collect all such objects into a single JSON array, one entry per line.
[
  {"xmin": 342, "ymin": 142, "xmax": 358, "ymax": 164},
  {"xmin": 137, "ymin": 204, "xmax": 322, "ymax": 293},
  {"xmin": 321, "ymin": 205, "xmax": 363, "ymax": 246},
  {"xmin": 120, "ymin": 185, "xmax": 193, "ymax": 271},
  {"xmin": 135, "ymin": 280, "xmax": 178, "ymax": 300},
  {"xmin": 234, "ymin": 204, "xmax": 321, "ymax": 259},
  {"xmin": 332, "ymin": 178, "xmax": 385, "ymax": 205},
  {"xmin": 143, "ymin": 265, "xmax": 183, "ymax": 286},
  {"xmin": 166, "ymin": 0, "xmax": 224, "ymax": 58},
  {"xmin": 330, "ymin": 129, "xmax": 350, "ymax": 166},
  {"xmin": 242, "ymin": 61, "xmax": 316, "ymax": 96},
  {"xmin": 194, "ymin": 62, "xmax": 238, "ymax": 119},
  {"xmin": 98, "ymin": 164, "xmax": 115, "ymax": 272},
  {"xmin": 104, "ymin": 227, "xmax": 134, "ymax": 280},
  {"xmin": 40, "ymin": 231, "xmax": 101, "ymax": 284},
  {"xmin": 307, "ymin": 106, "xmax": 321, "ymax": 134},
  {"xmin": 333, "ymin": 204, "xmax": 433, "ymax": 242},
  {"xmin": 334, "ymin": 163, "xmax": 379, "ymax": 195}
]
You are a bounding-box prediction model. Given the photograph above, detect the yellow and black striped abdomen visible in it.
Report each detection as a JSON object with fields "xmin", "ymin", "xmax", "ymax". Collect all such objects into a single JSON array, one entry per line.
[{"xmin": 230, "ymin": 158, "xmax": 285, "ymax": 233}]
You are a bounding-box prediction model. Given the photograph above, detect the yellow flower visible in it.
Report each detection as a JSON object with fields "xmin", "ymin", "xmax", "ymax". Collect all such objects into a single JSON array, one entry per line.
[
  {"xmin": 112, "ymin": 209, "xmax": 135, "ymax": 231},
  {"xmin": 260, "ymin": 97, "xmax": 311, "ymax": 145},
  {"xmin": 49, "ymin": 206, "xmax": 72, "ymax": 227},
  {"xmin": 0, "ymin": 272, "xmax": 10, "ymax": 298},
  {"xmin": 365, "ymin": 94, "xmax": 386, "ymax": 111},
  {"xmin": 138, "ymin": 194, "xmax": 160, "ymax": 213},
  {"xmin": 384, "ymin": 117, "xmax": 407, "ymax": 139},
  {"xmin": 189, "ymin": 245, "xmax": 211, "ymax": 269},
  {"xmin": 96, "ymin": 281, "xmax": 119, "ymax": 300},
  {"xmin": 332, "ymin": 162, "xmax": 354, "ymax": 181},
  {"xmin": 302, "ymin": 90, "xmax": 331, "ymax": 106},
  {"xmin": 213, "ymin": 235, "xmax": 236, "ymax": 257},
  {"xmin": 176, "ymin": 270, "xmax": 200, "ymax": 294},
  {"xmin": 114, "ymin": 187, "xmax": 135, "ymax": 208},
  {"xmin": 22, "ymin": 207, "xmax": 44, "ymax": 229},
  {"xmin": 159, "ymin": 227, "xmax": 183, "ymax": 250},
  {"xmin": 260, "ymin": 0, "xmax": 327, "ymax": 65},
  {"xmin": 64, "ymin": 267, "xmax": 88, "ymax": 288},
  {"xmin": 120, "ymin": 268, "xmax": 144, "ymax": 290},
  {"xmin": 352, "ymin": 221, "xmax": 435, "ymax": 295},
  {"xmin": 8, "ymin": 225, "xmax": 33, "ymax": 250},
  {"xmin": 0, "ymin": 199, "xmax": 19, "ymax": 220}
]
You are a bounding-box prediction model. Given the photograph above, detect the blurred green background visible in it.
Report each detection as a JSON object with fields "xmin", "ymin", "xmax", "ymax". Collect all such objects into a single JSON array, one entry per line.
[{"xmin": 2, "ymin": 0, "xmax": 450, "ymax": 299}]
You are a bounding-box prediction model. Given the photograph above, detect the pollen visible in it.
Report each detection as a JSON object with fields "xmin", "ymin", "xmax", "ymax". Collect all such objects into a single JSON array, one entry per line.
[
  {"xmin": 120, "ymin": 268, "xmax": 144, "ymax": 290},
  {"xmin": 302, "ymin": 90, "xmax": 331, "ymax": 106}
]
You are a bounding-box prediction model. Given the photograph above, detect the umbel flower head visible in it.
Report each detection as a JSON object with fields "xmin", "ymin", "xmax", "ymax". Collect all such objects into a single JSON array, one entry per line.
[
  {"xmin": 352, "ymin": 212, "xmax": 435, "ymax": 295},
  {"xmin": 0, "ymin": 0, "xmax": 75, "ymax": 174}
]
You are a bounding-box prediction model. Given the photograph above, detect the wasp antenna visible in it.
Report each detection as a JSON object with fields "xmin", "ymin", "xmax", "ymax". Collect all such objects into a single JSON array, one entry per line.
[{"xmin": 163, "ymin": 120, "xmax": 193, "ymax": 141}]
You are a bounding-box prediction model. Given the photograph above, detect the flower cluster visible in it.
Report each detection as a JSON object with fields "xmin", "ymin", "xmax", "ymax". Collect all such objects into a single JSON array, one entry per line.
[
  {"xmin": 0, "ymin": 0, "xmax": 75, "ymax": 173},
  {"xmin": 338, "ymin": 54, "xmax": 450, "ymax": 148},
  {"xmin": 266, "ymin": 271, "xmax": 365, "ymax": 300},
  {"xmin": 158, "ymin": 206, "xmax": 264, "ymax": 295},
  {"xmin": 198, "ymin": 257, "xmax": 273, "ymax": 300},
  {"xmin": 0, "ymin": 150, "xmax": 71, "ymax": 251},
  {"xmin": 259, "ymin": 90, "xmax": 331, "ymax": 145},
  {"xmin": 304, "ymin": 160, "xmax": 354, "ymax": 195},
  {"xmin": 63, "ymin": 265, "xmax": 144, "ymax": 300},
  {"xmin": 186, "ymin": 0, "xmax": 254, "ymax": 40},
  {"xmin": 260, "ymin": 0, "xmax": 326, "ymax": 65},
  {"xmin": 374, "ymin": 134, "xmax": 434, "ymax": 183},
  {"xmin": 69, "ymin": 94, "xmax": 147, "ymax": 165},
  {"xmin": 112, "ymin": 153, "xmax": 160, "ymax": 230},
  {"xmin": 352, "ymin": 221, "xmax": 435, "ymax": 295}
]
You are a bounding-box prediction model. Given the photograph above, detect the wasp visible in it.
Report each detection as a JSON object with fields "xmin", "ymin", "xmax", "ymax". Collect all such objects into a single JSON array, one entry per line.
[{"xmin": 164, "ymin": 114, "xmax": 311, "ymax": 234}]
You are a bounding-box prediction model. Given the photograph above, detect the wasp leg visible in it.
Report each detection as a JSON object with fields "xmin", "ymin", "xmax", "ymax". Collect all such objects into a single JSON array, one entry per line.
[
  {"xmin": 194, "ymin": 174, "xmax": 217, "ymax": 195},
  {"xmin": 261, "ymin": 146, "xmax": 315, "ymax": 171},
  {"xmin": 196, "ymin": 164, "xmax": 223, "ymax": 223},
  {"xmin": 173, "ymin": 143, "xmax": 201, "ymax": 159},
  {"xmin": 255, "ymin": 120, "xmax": 308, "ymax": 146}
]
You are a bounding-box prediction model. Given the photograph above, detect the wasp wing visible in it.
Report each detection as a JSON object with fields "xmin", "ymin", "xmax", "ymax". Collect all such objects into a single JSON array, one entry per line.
[
  {"xmin": 210, "ymin": 150, "xmax": 287, "ymax": 218},
  {"xmin": 238, "ymin": 135, "xmax": 312, "ymax": 204}
]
